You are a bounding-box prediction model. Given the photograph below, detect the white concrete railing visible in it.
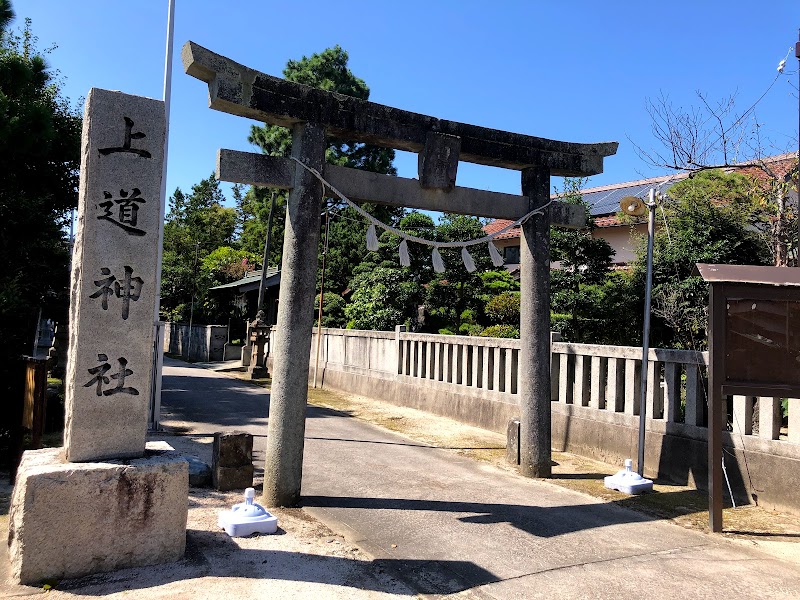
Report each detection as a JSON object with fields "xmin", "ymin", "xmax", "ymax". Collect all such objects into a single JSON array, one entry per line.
[{"xmin": 310, "ymin": 327, "xmax": 798, "ymax": 446}]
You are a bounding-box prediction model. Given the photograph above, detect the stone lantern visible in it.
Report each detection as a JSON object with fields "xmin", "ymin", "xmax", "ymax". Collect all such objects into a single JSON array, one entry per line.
[{"xmin": 248, "ymin": 310, "xmax": 270, "ymax": 379}]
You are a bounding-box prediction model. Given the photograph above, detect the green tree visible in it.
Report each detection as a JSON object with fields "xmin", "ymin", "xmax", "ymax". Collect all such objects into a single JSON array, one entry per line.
[
  {"xmin": 479, "ymin": 269, "xmax": 520, "ymax": 296},
  {"xmin": 314, "ymin": 292, "xmax": 347, "ymax": 328},
  {"xmin": 243, "ymin": 45, "xmax": 398, "ymax": 295},
  {"xmin": 160, "ymin": 175, "xmax": 238, "ymax": 322},
  {"xmin": 423, "ymin": 214, "xmax": 494, "ymax": 334},
  {"xmin": 345, "ymin": 267, "xmax": 422, "ymax": 331},
  {"xmin": 635, "ymin": 169, "xmax": 770, "ymax": 349},
  {"xmin": 549, "ymin": 178, "xmax": 616, "ymax": 342},
  {"xmin": 238, "ymin": 186, "xmax": 286, "ymax": 268},
  {"xmin": 0, "ymin": 1, "xmax": 81, "ymax": 462}
]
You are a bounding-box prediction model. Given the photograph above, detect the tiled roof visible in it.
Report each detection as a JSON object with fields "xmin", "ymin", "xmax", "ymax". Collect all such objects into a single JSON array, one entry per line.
[
  {"xmin": 484, "ymin": 219, "xmax": 520, "ymax": 239},
  {"xmin": 593, "ymin": 215, "xmax": 623, "ymax": 228}
]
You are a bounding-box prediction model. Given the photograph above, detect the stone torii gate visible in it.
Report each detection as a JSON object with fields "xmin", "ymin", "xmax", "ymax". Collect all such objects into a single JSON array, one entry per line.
[{"xmin": 182, "ymin": 42, "xmax": 617, "ymax": 506}]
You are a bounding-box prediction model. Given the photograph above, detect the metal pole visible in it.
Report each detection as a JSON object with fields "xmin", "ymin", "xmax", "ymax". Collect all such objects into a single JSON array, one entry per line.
[
  {"xmin": 154, "ymin": 0, "xmax": 175, "ymax": 324},
  {"xmin": 637, "ymin": 188, "xmax": 656, "ymax": 476},
  {"xmin": 186, "ymin": 241, "xmax": 199, "ymax": 360},
  {"xmin": 151, "ymin": 0, "xmax": 175, "ymax": 427},
  {"xmin": 313, "ymin": 210, "xmax": 330, "ymax": 388},
  {"xmin": 257, "ymin": 191, "xmax": 277, "ymax": 311}
]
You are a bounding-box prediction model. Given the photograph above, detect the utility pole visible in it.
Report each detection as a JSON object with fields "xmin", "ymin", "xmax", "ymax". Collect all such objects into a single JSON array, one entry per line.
[
  {"xmin": 256, "ymin": 191, "xmax": 277, "ymax": 313},
  {"xmin": 313, "ymin": 210, "xmax": 330, "ymax": 388},
  {"xmin": 796, "ymin": 29, "xmax": 799, "ymax": 266},
  {"xmin": 186, "ymin": 241, "xmax": 200, "ymax": 360}
]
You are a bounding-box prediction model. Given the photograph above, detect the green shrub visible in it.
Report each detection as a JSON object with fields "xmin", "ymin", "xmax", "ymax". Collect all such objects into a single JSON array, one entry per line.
[
  {"xmin": 485, "ymin": 292, "xmax": 520, "ymax": 325},
  {"xmin": 479, "ymin": 324, "xmax": 519, "ymax": 339}
]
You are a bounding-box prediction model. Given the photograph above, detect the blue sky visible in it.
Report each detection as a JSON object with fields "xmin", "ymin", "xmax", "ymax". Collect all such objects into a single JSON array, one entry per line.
[{"xmin": 14, "ymin": 0, "xmax": 800, "ymax": 205}]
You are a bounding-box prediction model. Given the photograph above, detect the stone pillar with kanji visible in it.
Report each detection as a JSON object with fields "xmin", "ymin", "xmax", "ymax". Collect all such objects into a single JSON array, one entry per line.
[{"xmin": 8, "ymin": 89, "xmax": 188, "ymax": 584}]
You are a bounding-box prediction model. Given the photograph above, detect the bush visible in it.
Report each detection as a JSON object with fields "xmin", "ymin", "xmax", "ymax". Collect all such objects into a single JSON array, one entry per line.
[
  {"xmin": 479, "ymin": 325, "xmax": 519, "ymax": 339},
  {"xmin": 459, "ymin": 323, "xmax": 484, "ymax": 336},
  {"xmin": 485, "ymin": 292, "xmax": 520, "ymax": 325}
]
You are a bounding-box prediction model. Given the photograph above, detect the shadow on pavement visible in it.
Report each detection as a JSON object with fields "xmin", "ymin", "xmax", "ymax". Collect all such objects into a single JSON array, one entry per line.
[
  {"xmin": 54, "ymin": 527, "xmax": 497, "ymax": 597},
  {"xmin": 305, "ymin": 435, "xmax": 504, "ymax": 451},
  {"xmin": 300, "ymin": 492, "xmax": 705, "ymax": 539}
]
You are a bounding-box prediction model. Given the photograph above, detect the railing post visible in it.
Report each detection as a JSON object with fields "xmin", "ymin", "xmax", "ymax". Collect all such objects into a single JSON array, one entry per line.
[
  {"xmin": 758, "ymin": 397, "xmax": 782, "ymax": 440},
  {"xmin": 558, "ymin": 354, "xmax": 573, "ymax": 404},
  {"xmin": 685, "ymin": 363, "xmax": 704, "ymax": 426},
  {"xmin": 644, "ymin": 361, "xmax": 662, "ymax": 419},
  {"xmin": 574, "ymin": 355, "xmax": 591, "ymax": 407},
  {"xmin": 606, "ymin": 358, "xmax": 625, "ymax": 412},
  {"xmin": 395, "ymin": 324, "xmax": 406, "ymax": 375},
  {"xmin": 663, "ymin": 362, "xmax": 682, "ymax": 423},
  {"xmin": 789, "ymin": 398, "xmax": 799, "ymax": 444},
  {"xmin": 624, "ymin": 358, "xmax": 641, "ymax": 415},
  {"xmin": 732, "ymin": 395, "xmax": 754, "ymax": 436},
  {"xmin": 550, "ymin": 351, "xmax": 560, "ymax": 401},
  {"xmin": 589, "ymin": 356, "xmax": 605, "ymax": 409}
]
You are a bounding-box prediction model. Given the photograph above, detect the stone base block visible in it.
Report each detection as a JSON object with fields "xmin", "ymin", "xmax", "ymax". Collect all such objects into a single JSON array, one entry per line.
[
  {"xmin": 8, "ymin": 442, "xmax": 188, "ymax": 584},
  {"xmin": 213, "ymin": 464, "xmax": 254, "ymax": 491}
]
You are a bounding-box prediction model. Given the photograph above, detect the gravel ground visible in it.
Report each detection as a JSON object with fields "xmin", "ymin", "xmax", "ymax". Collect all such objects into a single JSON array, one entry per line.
[{"xmin": 1, "ymin": 431, "xmax": 416, "ymax": 599}]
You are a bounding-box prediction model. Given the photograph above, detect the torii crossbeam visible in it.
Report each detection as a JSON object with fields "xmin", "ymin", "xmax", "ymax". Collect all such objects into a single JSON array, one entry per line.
[{"xmin": 183, "ymin": 41, "xmax": 617, "ymax": 506}]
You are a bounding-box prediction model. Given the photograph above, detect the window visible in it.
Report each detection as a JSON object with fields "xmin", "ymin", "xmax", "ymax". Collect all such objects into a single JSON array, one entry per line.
[{"xmin": 503, "ymin": 246, "xmax": 520, "ymax": 264}]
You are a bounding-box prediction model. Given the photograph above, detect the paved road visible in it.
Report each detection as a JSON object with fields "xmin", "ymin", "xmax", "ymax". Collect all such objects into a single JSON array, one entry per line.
[{"xmin": 161, "ymin": 358, "xmax": 800, "ymax": 599}]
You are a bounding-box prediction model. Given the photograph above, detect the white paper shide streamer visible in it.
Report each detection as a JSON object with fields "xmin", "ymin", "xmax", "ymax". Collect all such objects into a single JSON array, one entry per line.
[
  {"xmin": 488, "ymin": 242, "xmax": 504, "ymax": 267},
  {"xmin": 288, "ymin": 156, "xmax": 552, "ymax": 274},
  {"xmin": 398, "ymin": 239, "xmax": 411, "ymax": 267},
  {"xmin": 431, "ymin": 247, "xmax": 445, "ymax": 273},
  {"xmin": 461, "ymin": 247, "xmax": 476, "ymax": 273},
  {"xmin": 366, "ymin": 223, "xmax": 379, "ymax": 251}
]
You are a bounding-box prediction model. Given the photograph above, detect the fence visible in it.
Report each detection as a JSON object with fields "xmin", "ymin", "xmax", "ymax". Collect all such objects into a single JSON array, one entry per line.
[
  {"xmin": 163, "ymin": 322, "xmax": 228, "ymax": 362},
  {"xmin": 305, "ymin": 326, "xmax": 800, "ymax": 515}
]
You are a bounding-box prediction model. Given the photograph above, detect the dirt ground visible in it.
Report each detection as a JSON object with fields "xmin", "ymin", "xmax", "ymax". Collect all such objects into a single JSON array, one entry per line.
[{"xmin": 2, "ymin": 375, "xmax": 800, "ymax": 596}]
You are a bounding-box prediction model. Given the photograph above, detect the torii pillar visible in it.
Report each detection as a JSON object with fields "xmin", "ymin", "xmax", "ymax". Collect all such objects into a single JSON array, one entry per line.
[{"xmin": 182, "ymin": 41, "xmax": 617, "ymax": 505}]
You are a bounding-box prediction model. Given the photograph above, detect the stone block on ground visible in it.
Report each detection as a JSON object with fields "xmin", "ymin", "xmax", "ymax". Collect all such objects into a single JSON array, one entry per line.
[
  {"xmin": 506, "ymin": 418, "xmax": 520, "ymax": 465},
  {"xmin": 183, "ymin": 454, "xmax": 212, "ymax": 487},
  {"xmin": 212, "ymin": 431, "xmax": 254, "ymax": 491},
  {"xmin": 8, "ymin": 442, "xmax": 188, "ymax": 585},
  {"xmin": 214, "ymin": 464, "xmax": 255, "ymax": 491}
]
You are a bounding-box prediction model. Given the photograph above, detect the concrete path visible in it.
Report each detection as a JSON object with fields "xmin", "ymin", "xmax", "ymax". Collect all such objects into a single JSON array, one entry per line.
[{"xmin": 161, "ymin": 358, "xmax": 800, "ymax": 599}]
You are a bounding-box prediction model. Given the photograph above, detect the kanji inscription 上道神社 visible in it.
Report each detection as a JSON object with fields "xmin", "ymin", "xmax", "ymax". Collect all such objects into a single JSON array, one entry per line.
[{"xmin": 64, "ymin": 89, "xmax": 165, "ymax": 462}]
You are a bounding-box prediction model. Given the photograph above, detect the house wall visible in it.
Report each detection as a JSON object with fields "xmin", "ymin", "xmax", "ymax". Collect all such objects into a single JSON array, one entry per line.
[
  {"xmin": 596, "ymin": 223, "xmax": 647, "ymax": 265},
  {"xmin": 490, "ymin": 222, "xmax": 648, "ymax": 267}
]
